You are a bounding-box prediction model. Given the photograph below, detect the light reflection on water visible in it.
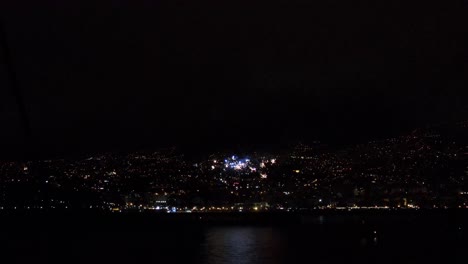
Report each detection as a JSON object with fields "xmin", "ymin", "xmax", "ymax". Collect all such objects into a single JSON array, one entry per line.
[{"xmin": 202, "ymin": 227, "xmax": 281, "ymax": 264}]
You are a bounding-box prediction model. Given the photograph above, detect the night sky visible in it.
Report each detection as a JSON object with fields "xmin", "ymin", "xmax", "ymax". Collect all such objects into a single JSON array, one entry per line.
[{"xmin": 0, "ymin": 0, "xmax": 467, "ymax": 159}]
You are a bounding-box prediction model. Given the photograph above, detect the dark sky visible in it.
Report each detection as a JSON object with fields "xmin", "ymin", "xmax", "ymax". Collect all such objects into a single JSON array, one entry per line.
[{"xmin": 1, "ymin": 0, "xmax": 467, "ymax": 159}]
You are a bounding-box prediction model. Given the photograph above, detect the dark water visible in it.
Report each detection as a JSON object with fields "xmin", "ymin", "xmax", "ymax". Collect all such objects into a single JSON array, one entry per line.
[{"xmin": 1, "ymin": 212, "xmax": 467, "ymax": 264}]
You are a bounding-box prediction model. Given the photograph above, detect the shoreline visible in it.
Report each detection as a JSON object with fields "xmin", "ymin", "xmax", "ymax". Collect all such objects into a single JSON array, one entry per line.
[{"xmin": 0, "ymin": 209, "xmax": 466, "ymax": 230}]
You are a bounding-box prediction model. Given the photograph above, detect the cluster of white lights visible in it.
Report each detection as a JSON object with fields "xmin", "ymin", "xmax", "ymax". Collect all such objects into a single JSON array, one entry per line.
[{"xmin": 224, "ymin": 156, "xmax": 251, "ymax": 170}]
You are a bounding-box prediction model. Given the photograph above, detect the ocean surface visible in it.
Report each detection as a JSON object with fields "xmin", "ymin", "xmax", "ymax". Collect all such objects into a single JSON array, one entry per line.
[{"xmin": 1, "ymin": 211, "xmax": 467, "ymax": 264}]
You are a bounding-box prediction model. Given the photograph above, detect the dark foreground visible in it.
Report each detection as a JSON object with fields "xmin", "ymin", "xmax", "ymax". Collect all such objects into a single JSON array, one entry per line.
[{"xmin": 1, "ymin": 210, "xmax": 467, "ymax": 264}]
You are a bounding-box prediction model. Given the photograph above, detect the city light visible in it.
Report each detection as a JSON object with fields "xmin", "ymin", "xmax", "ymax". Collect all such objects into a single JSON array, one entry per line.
[{"xmin": 2, "ymin": 135, "xmax": 467, "ymax": 212}]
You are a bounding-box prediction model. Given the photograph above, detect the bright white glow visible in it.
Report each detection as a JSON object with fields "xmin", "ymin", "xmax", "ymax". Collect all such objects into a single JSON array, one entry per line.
[{"xmin": 226, "ymin": 158, "xmax": 248, "ymax": 170}]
